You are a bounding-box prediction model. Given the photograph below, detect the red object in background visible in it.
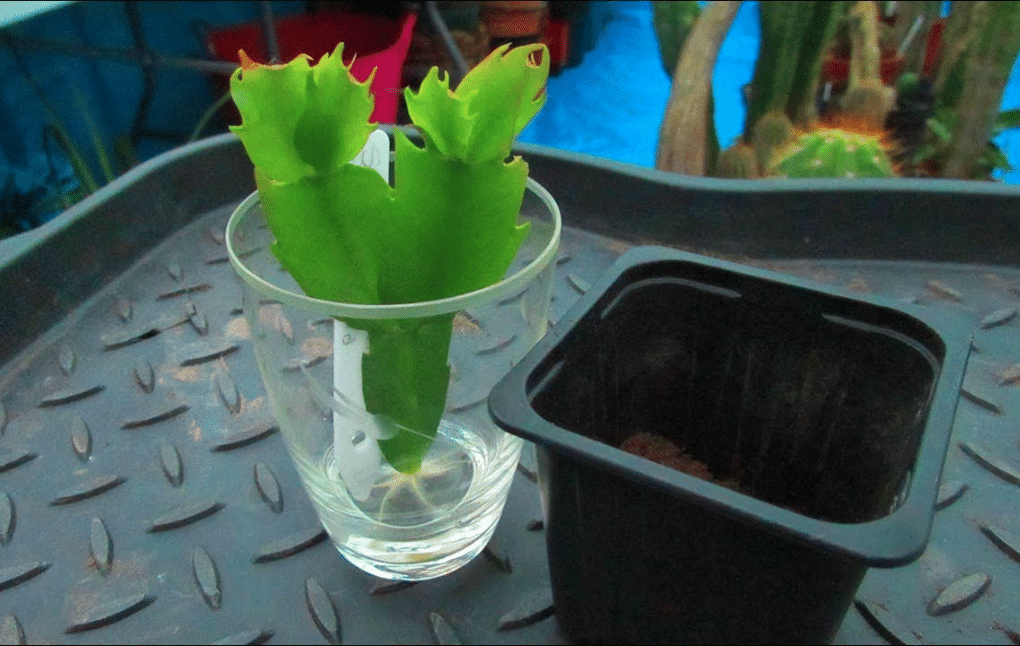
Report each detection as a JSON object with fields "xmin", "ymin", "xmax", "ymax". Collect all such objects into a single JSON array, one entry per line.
[
  {"xmin": 922, "ymin": 18, "xmax": 946, "ymax": 78},
  {"xmin": 822, "ymin": 52, "xmax": 906, "ymax": 87},
  {"xmin": 481, "ymin": 1, "xmax": 548, "ymax": 39},
  {"xmin": 208, "ymin": 12, "xmax": 416, "ymax": 124},
  {"xmin": 543, "ymin": 17, "xmax": 569, "ymax": 73}
]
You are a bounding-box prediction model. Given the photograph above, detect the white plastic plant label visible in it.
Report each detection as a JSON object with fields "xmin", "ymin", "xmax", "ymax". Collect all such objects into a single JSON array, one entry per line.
[
  {"xmin": 349, "ymin": 128, "xmax": 390, "ymax": 179},
  {"xmin": 331, "ymin": 129, "xmax": 390, "ymax": 500}
]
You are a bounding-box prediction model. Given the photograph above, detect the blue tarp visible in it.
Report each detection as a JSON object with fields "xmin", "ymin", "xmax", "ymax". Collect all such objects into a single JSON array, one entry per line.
[
  {"xmin": 519, "ymin": 1, "xmax": 1020, "ymax": 185},
  {"xmin": 0, "ymin": 1, "xmax": 308, "ymax": 231}
]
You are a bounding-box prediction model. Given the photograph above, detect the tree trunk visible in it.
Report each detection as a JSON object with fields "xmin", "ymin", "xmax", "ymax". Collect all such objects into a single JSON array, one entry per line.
[
  {"xmin": 940, "ymin": 1, "xmax": 1020, "ymax": 179},
  {"xmin": 932, "ymin": 1, "xmax": 985, "ymax": 100},
  {"xmin": 655, "ymin": 0, "xmax": 741, "ymax": 175},
  {"xmin": 847, "ymin": 1, "xmax": 881, "ymax": 89}
]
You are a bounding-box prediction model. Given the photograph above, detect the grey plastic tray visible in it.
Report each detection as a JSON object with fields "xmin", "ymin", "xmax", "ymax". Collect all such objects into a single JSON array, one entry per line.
[{"xmin": 2, "ymin": 131, "xmax": 1020, "ymax": 644}]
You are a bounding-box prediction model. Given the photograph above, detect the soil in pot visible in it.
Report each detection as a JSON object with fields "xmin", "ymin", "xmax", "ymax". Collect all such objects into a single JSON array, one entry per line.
[
  {"xmin": 620, "ymin": 432, "xmax": 742, "ymax": 492},
  {"xmin": 530, "ymin": 272, "xmax": 941, "ymax": 525}
]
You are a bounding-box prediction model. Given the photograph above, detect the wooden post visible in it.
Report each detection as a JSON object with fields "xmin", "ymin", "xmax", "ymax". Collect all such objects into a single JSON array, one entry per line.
[{"xmin": 655, "ymin": 1, "xmax": 741, "ymax": 175}]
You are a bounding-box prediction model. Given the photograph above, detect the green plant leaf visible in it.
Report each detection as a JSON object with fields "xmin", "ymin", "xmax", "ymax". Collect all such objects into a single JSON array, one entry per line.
[
  {"xmin": 69, "ymin": 81, "xmax": 115, "ymax": 184},
  {"xmin": 926, "ymin": 116, "xmax": 953, "ymax": 142},
  {"xmin": 994, "ymin": 107, "xmax": 1020, "ymax": 134},
  {"xmin": 405, "ymin": 43, "xmax": 548, "ymax": 163},
  {"xmin": 362, "ymin": 314, "xmax": 455, "ymax": 473},
  {"xmin": 230, "ymin": 45, "xmax": 376, "ymax": 183},
  {"xmin": 386, "ymin": 130, "xmax": 530, "ymax": 303},
  {"xmin": 980, "ymin": 140, "xmax": 1013, "ymax": 173},
  {"xmin": 254, "ymin": 165, "xmax": 388, "ymax": 306},
  {"xmin": 912, "ymin": 141, "xmax": 938, "ymax": 165},
  {"xmin": 232, "ymin": 43, "xmax": 548, "ymax": 474},
  {"xmin": 652, "ymin": 1, "xmax": 702, "ymax": 76}
]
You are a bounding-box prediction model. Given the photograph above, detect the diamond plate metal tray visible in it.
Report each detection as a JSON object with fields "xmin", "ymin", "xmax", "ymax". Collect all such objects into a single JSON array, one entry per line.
[{"xmin": 2, "ymin": 132, "xmax": 1020, "ymax": 644}]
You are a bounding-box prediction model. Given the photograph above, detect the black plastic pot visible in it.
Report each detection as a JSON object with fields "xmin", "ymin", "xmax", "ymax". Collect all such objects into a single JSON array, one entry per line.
[{"xmin": 489, "ymin": 246, "xmax": 971, "ymax": 644}]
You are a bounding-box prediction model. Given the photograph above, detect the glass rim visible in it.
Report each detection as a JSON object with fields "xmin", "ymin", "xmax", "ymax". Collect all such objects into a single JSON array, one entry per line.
[{"xmin": 225, "ymin": 176, "xmax": 562, "ymax": 319}]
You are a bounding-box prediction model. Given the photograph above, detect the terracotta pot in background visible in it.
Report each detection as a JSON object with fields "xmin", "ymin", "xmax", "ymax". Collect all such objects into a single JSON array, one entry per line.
[
  {"xmin": 481, "ymin": 0, "xmax": 549, "ymax": 47},
  {"xmin": 921, "ymin": 18, "xmax": 946, "ymax": 77},
  {"xmin": 821, "ymin": 49, "xmax": 906, "ymax": 88}
]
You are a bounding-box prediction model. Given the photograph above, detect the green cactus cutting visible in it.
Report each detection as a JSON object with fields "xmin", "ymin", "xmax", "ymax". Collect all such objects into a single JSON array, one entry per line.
[
  {"xmin": 771, "ymin": 128, "xmax": 896, "ymax": 178},
  {"xmin": 230, "ymin": 43, "xmax": 549, "ymax": 473}
]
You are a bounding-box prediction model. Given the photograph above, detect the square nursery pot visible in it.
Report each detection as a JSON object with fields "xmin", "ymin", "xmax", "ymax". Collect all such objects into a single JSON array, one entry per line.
[{"xmin": 488, "ymin": 246, "xmax": 971, "ymax": 644}]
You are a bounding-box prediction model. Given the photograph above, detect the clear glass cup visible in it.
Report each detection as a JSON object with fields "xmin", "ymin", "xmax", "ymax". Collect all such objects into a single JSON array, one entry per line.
[{"xmin": 226, "ymin": 179, "xmax": 560, "ymax": 580}]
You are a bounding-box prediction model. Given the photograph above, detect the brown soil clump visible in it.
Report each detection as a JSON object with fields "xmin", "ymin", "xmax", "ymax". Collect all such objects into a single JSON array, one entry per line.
[
  {"xmin": 620, "ymin": 432, "xmax": 713, "ymax": 480},
  {"xmin": 620, "ymin": 432, "xmax": 744, "ymax": 492}
]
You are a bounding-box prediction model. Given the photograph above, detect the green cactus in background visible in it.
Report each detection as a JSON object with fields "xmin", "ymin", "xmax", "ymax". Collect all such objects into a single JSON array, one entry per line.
[
  {"xmin": 656, "ymin": 1, "xmax": 739, "ymax": 175},
  {"xmin": 715, "ymin": 141, "xmax": 759, "ymax": 178},
  {"xmin": 745, "ymin": 1, "xmax": 849, "ymax": 136},
  {"xmin": 909, "ymin": 1, "xmax": 1020, "ymax": 178},
  {"xmin": 771, "ymin": 128, "xmax": 897, "ymax": 178},
  {"xmin": 840, "ymin": 1, "xmax": 895, "ymax": 130},
  {"xmin": 935, "ymin": 1, "xmax": 1020, "ymax": 179},
  {"xmin": 750, "ymin": 109, "xmax": 795, "ymax": 171},
  {"xmin": 785, "ymin": 1, "xmax": 850, "ymax": 128},
  {"xmin": 745, "ymin": 2, "xmax": 814, "ymax": 136},
  {"xmin": 663, "ymin": 0, "xmax": 1018, "ymax": 182},
  {"xmin": 652, "ymin": 1, "xmax": 703, "ymax": 76}
]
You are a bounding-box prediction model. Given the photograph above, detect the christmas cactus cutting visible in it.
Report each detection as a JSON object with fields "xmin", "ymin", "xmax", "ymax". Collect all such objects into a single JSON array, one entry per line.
[{"xmin": 229, "ymin": 43, "xmax": 550, "ymax": 474}]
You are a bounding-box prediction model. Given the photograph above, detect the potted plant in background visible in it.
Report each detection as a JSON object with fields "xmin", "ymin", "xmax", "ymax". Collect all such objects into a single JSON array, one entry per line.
[
  {"xmin": 820, "ymin": 2, "xmax": 908, "ymax": 98},
  {"xmin": 489, "ymin": 245, "xmax": 971, "ymax": 644},
  {"xmin": 655, "ymin": 0, "xmax": 1020, "ymax": 181},
  {"xmin": 910, "ymin": 1, "xmax": 1020, "ymax": 178},
  {"xmin": 225, "ymin": 41, "xmax": 560, "ymax": 580}
]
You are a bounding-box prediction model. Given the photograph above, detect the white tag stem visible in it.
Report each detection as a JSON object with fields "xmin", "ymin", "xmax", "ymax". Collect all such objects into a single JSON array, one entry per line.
[{"xmin": 330, "ymin": 129, "xmax": 391, "ymax": 500}]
